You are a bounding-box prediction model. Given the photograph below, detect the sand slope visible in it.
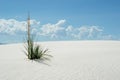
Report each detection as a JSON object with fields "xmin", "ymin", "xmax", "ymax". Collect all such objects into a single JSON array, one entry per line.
[{"xmin": 0, "ymin": 41, "xmax": 120, "ymax": 80}]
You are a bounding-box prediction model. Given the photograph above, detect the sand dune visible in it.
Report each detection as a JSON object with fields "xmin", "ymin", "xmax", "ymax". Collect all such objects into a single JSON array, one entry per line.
[{"xmin": 0, "ymin": 41, "xmax": 120, "ymax": 80}]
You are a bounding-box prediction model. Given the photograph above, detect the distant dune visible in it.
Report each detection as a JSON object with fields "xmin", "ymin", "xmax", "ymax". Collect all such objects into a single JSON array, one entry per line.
[
  {"xmin": 0, "ymin": 43, "xmax": 5, "ymax": 45},
  {"xmin": 0, "ymin": 41, "xmax": 120, "ymax": 80}
]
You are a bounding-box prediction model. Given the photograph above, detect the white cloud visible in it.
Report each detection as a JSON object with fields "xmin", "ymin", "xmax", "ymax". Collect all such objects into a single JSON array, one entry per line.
[
  {"xmin": 97, "ymin": 34, "xmax": 113, "ymax": 40},
  {"xmin": 66, "ymin": 25, "xmax": 73, "ymax": 32},
  {"xmin": 88, "ymin": 26, "xmax": 103, "ymax": 38},
  {"xmin": 65, "ymin": 26, "xmax": 104, "ymax": 40},
  {"xmin": 0, "ymin": 19, "xmax": 25, "ymax": 35},
  {"xmin": 0, "ymin": 18, "xmax": 114, "ymax": 40},
  {"xmin": 39, "ymin": 20, "xmax": 65, "ymax": 38},
  {"xmin": 0, "ymin": 19, "xmax": 40, "ymax": 35}
]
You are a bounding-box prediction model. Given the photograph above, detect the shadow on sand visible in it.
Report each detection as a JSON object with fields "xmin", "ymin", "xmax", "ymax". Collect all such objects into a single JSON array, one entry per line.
[{"xmin": 32, "ymin": 55, "xmax": 53, "ymax": 66}]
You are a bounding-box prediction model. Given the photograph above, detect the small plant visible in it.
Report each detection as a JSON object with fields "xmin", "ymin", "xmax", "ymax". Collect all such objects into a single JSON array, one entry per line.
[
  {"xmin": 24, "ymin": 14, "xmax": 51, "ymax": 60},
  {"xmin": 24, "ymin": 37, "xmax": 50, "ymax": 60}
]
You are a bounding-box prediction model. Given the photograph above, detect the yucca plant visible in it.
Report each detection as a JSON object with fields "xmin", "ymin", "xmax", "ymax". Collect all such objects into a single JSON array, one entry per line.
[
  {"xmin": 24, "ymin": 14, "xmax": 51, "ymax": 60},
  {"xmin": 24, "ymin": 37, "xmax": 50, "ymax": 60}
]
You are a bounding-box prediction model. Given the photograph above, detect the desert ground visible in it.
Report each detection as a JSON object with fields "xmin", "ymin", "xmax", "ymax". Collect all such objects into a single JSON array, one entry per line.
[{"xmin": 0, "ymin": 41, "xmax": 120, "ymax": 80}]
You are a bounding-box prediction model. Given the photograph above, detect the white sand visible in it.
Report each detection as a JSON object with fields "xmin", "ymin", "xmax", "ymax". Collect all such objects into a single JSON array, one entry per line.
[{"xmin": 0, "ymin": 41, "xmax": 120, "ymax": 80}]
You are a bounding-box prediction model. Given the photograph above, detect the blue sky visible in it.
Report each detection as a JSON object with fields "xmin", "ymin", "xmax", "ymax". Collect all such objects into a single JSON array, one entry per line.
[{"xmin": 0, "ymin": 0, "xmax": 120, "ymax": 43}]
